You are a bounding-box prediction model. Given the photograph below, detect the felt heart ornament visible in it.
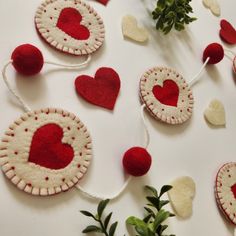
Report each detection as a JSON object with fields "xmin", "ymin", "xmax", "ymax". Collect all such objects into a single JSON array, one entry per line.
[
  {"xmin": 75, "ymin": 67, "xmax": 121, "ymax": 110},
  {"xmin": 35, "ymin": 0, "xmax": 105, "ymax": 55},
  {"xmin": 140, "ymin": 67, "xmax": 194, "ymax": 125},
  {"xmin": 0, "ymin": 108, "xmax": 92, "ymax": 196},
  {"xmin": 56, "ymin": 8, "xmax": 90, "ymax": 40},
  {"xmin": 204, "ymin": 99, "xmax": 226, "ymax": 126},
  {"xmin": 220, "ymin": 19, "xmax": 236, "ymax": 45},
  {"xmin": 28, "ymin": 124, "xmax": 74, "ymax": 170},
  {"xmin": 122, "ymin": 15, "xmax": 149, "ymax": 43},
  {"xmin": 215, "ymin": 163, "xmax": 236, "ymax": 225},
  {"xmin": 152, "ymin": 80, "xmax": 179, "ymax": 107},
  {"xmin": 202, "ymin": 0, "xmax": 221, "ymax": 16},
  {"xmin": 168, "ymin": 176, "xmax": 196, "ymax": 219}
]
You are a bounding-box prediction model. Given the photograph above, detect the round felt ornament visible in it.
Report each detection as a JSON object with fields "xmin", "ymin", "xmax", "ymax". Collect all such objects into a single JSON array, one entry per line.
[
  {"xmin": 203, "ymin": 43, "xmax": 224, "ymax": 64},
  {"xmin": 140, "ymin": 67, "xmax": 194, "ymax": 125},
  {"xmin": 215, "ymin": 162, "xmax": 236, "ymax": 225},
  {"xmin": 0, "ymin": 108, "xmax": 92, "ymax": 196},
  {"xmin": 35, "ymin": 0, "xmax": 105, "ymax": 55}
]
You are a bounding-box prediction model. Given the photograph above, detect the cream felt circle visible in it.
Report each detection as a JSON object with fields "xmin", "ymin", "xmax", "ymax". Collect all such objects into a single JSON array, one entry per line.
[
  {"xmin": 0, "ymin": 108, "xmax": 92, "ymax": 196},
  {"xmin": 35, "ymin": 0, "xmax": 105, "ymax": 55},
  {"xmin": 140, "ymin": 67, "xmax": 194, "ymax": 125},
  {"xmin": 215, "ymin": 162, "xmax": 236, "ymax": 225}
]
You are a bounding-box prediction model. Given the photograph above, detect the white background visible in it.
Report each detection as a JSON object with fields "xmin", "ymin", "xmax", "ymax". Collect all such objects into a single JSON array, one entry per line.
[{"xmin": 0, "ymin": 0, "xmax": 236, "ymax": 235}]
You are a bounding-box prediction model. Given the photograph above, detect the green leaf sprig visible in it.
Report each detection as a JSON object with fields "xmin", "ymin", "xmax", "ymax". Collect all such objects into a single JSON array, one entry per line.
[
  {"xmin": 80, "ymin": 199, "xmax": 118, "ymax": 236},
  {"xmin": 152, "ymin": 0, "xmax": 197, "ymax": 34},
  {"xmin": 126, "ymin": 185, "xmax": 175, "ymax": 236}
]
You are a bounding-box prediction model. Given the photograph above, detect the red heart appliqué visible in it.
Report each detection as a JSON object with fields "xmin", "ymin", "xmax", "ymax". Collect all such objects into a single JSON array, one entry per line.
[
  {"xmin": 220, "ymin": 19, "xmax": 236, "ymax": 45},
  {"xmin": 152, "ymin": 79, "xmax": 179, "ymax": 107},
  {"xmin": 29, "ymin": 124, "xmax": 74, "ymax": 170},
  {"xmin": 75, "ymin": 67, "xmax": 121, "ymax": 110},
  {"xmin": 96, "ymin": 0, "xmax": 109, "ymax": 5},
  {"xmin": 56, "ymin": 7, "xmax": 90, "ymax": 40}
]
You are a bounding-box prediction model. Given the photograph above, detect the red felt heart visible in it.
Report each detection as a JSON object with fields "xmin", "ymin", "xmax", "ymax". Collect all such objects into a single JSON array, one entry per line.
[
  {"xmin": 56, "ymin": 7, "xmax": 90, "ymax": 40},
  {"xmin": 75, "ymin": 67, "xmax": 121, "ymax": 110},
  {"xmin": 96, "ymin": 0, "xmax": 109, "ymax": 5},
  {"xmin": 29, "ymin": 124, "xmax": 74, "ymax": 170},
  {"xmin": 152, "ymin": 79, "xmax": 179, "ymax": 107},
  {"xmin": 220, "ymin": 19, "xmax": 236, "ymax": 45}
]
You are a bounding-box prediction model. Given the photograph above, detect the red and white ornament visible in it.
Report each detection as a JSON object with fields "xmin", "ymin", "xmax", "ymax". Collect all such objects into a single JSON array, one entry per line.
[
  {"xmin": 140, "ymin": 67, "xmax": 194, "ymax": 124},
  {"xmin": 215, "ymin": 162, "xmax": 236, "ymax": 225},
  {"xmin": 0, "ymin": 108, "xmax": 92, "ymax": 196},
  {"xmin": 35, "ymin": 0, "xmax": 105, "ymax": 55}
]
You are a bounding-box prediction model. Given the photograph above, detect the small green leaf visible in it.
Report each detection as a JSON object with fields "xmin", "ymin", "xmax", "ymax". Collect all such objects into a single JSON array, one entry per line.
[
  {"xmin": 82, "ymin": 225, "xmax": 102, "ymax": 233},
  {"xmin": 158, "ymin": 200, "xmax": 170, "ymax": 210},
  {"xmin": 159, "ymin": 185, "xmax": 172, "ymax": 197},
  {"xmin": 80, "ymin": 211, "xmax": 96, "ymax": 220},
  {"xmin": 145, "ymin": 185, "xmax": 158, "ymax": 197},
  {"xmin": 153, "ymin": 209, "xmax": 170, "ymax": 230},
  {"xmin": 97, "ymin": 199, "xmax": 110, "ymax": 218},
  {"xmin": 109, "ymin": 222, "xmax": 118, "ymax": 236},
  {"xmin": 104, "ymin": 212, "xmax": 113, "ymax": 230},
  {"xmin": 146, "ymin": 196, "xmax": 159, "ymax": 208}
]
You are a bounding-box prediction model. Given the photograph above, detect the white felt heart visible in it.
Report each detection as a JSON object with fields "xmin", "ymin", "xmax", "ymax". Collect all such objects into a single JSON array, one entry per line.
[
  {"xmin": 202, "ymin": 0, "xmax": 221, "ymax": 16},
  {"xmin": 168, "ymin": 176, "xmax": 196, "ymax": 219},
  {"xmin": 204, "ymin": 99, "xmax": 226, "ymax": 126},
  {"xmin": 122, "ymin": 15, "xmax": 148, "ymax": 43}
]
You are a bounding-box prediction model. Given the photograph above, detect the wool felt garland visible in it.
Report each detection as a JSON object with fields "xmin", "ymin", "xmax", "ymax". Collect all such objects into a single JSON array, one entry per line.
[
  {"xmin": 75, "ymin": 67, "xmax": 121, "ymax": 110},
  {"xmin": 215, "ymin": 162, "xmax": 236, "ymax": 226},
  {"xmin": 220, "ymin": 19, "xmax": 236, "ymax": 45},
  {"xmin": 1, "ymin": 44, "xmax": 152, "ymax": 199},
  {"xmin": 139, "ymin": 43, "xmax": 224, "ymax": 125},
  {"xmin": 35, "ymin": 0, "xmax": 105, "ymax": 56}
]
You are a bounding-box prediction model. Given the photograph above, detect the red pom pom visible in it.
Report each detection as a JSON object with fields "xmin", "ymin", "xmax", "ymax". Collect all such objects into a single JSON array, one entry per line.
[
  {"xmin": 203, "ymin": 43, "xmax": 224, "ymax": 64},
  {"xmin": 122, "ymin": 147, "xmax": 152, "ymax": 177},
  {"xmin": 11, "ymin": 44, "xmax": 44, "ymax": 76}
]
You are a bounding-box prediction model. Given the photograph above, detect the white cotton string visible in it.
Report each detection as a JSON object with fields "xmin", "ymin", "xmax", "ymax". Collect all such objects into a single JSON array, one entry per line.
[
  {"xmin": 76, "ymin": 105, "xmax": 150, "ymax": 200},
  {"xmin": 2, "ymin": 60, "xmax": 31, "ymax": 112},
  {"xmin": 76, "ymin": 176, "xmax": 132, "ymax": 201},
  {"xmin": 189, "ymin": 57, "xmax": 210, "ymax": 87},
  {"xmin": 44, "ymin": 54, "xmax": 91, "ymax": 69},
  {"xmin": 141, "ymin": 104, "xmax": 150, "ymax": 149}
]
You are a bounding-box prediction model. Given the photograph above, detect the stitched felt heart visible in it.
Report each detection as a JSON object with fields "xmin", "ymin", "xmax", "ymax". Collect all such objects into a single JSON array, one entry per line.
[
  {"xmin": 28, "ymin": 124, "xmax": 74, "ymax": 170},
  {"xmin": 56, "ymin": 7, "xmax": 90, "ymax": 40},
  {"xmin": 152, "ymin": 79, "xmax": 179, "ymax": 107},
  {"xmin": 220, "ymin": 19, "xmax": 236, "ymax": 45},
  {"xmin": 75, "ymin": 67, "xmax": 121, "ymax": 110}
]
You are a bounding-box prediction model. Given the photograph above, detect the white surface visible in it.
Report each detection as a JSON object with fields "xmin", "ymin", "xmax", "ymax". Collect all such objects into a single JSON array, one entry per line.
[{"xmin": 0, "ymin": 0, "xmax": 235, "ymax": 235}]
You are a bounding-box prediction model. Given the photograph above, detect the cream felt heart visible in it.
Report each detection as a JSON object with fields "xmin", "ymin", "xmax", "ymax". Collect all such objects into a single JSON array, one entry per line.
[
  {"xmin": 204, "ymin": 99, "xmax": 226, "ymax": 126},
  {"xmin": 122, "ymin": 15, "xmax": 148, "ymax": 43},
  {"xmin": 202, "ymin": 0, "xmax": 221, "ymax": 16},
  {"xmin": 168, "ymin": 176, "xmax": 196, "ymax": 219}
]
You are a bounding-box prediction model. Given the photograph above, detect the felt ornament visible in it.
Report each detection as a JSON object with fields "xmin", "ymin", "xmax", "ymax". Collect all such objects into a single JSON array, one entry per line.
[
  {"xmin": 75, "ymin": 67, "xmax": 121, "ymax": 110},
  {"xmin": 204, "ymin": 99, "xmax": 226, "ymax": 126},
  {"xmin": 122, "ymin": 15, "xmax": 149, "ymax": 43},
  {"xmin": 0, "ymin": 45, "xmax": 152, "ymax": 199},
  {"xmin": 215, "ymin": 163, "xmax": 236, "ymax": 227},
  {"xmin": 139, "ymin": 43, "xmax": 224, "ymax": 125},
  {"xmin": 95, "ymin": 0, "xmax": 109, "ymax": 6},
  {"xmin": 202, "ymin": 0, "xmax": 221, "ymax": 16},
  {"xmin": 35, "ymin": 0, "xmax": 105, "ymax": 56},
  {"xmin": 220, "ymin": 19, "xmax": 236, "ymax": 45},
  {"xmin": 167, "ymin": 176, "xmax": 196, "ymax": 219}
]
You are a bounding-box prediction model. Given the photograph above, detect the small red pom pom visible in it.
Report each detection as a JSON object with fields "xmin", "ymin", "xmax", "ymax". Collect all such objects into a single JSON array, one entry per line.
[
  {"xmin": 203, "ymin": 43, "xmax": 224, "ymax": 64},
  {"xmin": 122, "ymin": 147, "xmax": 152, "ymax": 177},
  {"xmin": 11, "ymin": 44, "xmax": 44, "ymax": 76}
]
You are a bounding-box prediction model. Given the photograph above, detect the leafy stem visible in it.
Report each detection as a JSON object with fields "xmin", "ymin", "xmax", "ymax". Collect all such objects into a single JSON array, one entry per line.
[
  {"xmin": 80, "ymin": 199, "xmax": 118, "ymax": 236},
  {"xmin": 152, "ymin": 0, "xmax": 197, "ymax": 34}
]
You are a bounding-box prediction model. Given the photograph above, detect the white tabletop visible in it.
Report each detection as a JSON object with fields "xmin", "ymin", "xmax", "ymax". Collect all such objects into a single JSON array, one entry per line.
[{"xmin": 0, "ymin": 0, "xmax": 235, "ymax": 235}]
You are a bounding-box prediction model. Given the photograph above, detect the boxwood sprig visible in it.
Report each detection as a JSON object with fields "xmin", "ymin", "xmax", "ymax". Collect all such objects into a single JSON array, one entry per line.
[
  {"xmin": 126, "ymin": 185, "xmax": 175, "ymax": 236},
  {"xmin": 152, "ymin": 0, "xmax": 197, "ymax": 34},
  {"xmin": 80, "ymin": 199, "xmax": 118, "ymax": 236}
]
